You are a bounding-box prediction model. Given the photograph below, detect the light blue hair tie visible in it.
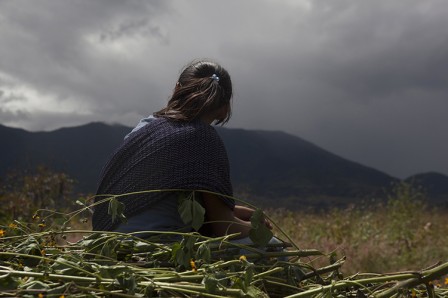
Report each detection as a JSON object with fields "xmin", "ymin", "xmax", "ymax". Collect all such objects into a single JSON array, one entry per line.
[{"xmin": 211, "ymin": 74, "xmax": 220, "ymax": 82}]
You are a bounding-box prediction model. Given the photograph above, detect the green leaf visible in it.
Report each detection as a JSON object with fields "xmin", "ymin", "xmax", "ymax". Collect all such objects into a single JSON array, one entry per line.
[
  {"xmin": 203, "ymin": 275, "xmax": 219, "ymax": 293},
  {"xmin": 100, "ymin": 240, "xmax": 116, "ymax": 258},
  {"xmin": 108, "ymin": 197, "xmax": 127, "ymax": 223},
  {"xmin": 196, "ymin": 243, "xmax": 211, "ymax": 263},
  {"xmin": 50, "ymin": 257, "xmax": 81, "ymax": 275},
  {"xmin": 231, "ymin": 276, "xmax": 247, "ymax": 292},
  {"xmin": 178, "ymin": 192, "xmax": 205, "ymax": 231},
  {"xmin": 246, "ymin": 286, "xmax": 269, "ymax": 298},
  {"xmin": 250, "ymin": 209, "xmax": 263, "ymax": 229},
  {"xmin": 243, "ymin": 263, "xmax": 255, "ymax": 287},
  {"xmin": 171, "ymin": 238, "xmax": 196, "ymax": 268},
  {"xmin": 175, "ymin": 247, "xmax": 190, "ymax": 268},
  {"xmin": 0, "ymin": 274, "xmax": 19, "ymax": 291},
  {"xmin": 170, "ymin": 242, "xmax": 181, "ymax": 262},
  {"xmin": 184, "ymin": 235, "xmax": 197, "ymax": 251},
  {"xmin": 178, "ymin": 194, "xmax": 193, "ymax": 224},
  {"xmin": 191, "ymin": 199, "xmax": 206, "ymax": 231},
  {"xmin": 173, "ymin": 236, "xmax": 197, "ymax": 268},
  {"xmin": 115, "ymin": 272, "xmax": 137, "ymax": 295},
  {"xmin": 98, "ymin": 265, "xmax": 129, "ymax": 279},
  {"xmin": 249, "ymin": 209, "xmax": 273, "ymax": 247}
]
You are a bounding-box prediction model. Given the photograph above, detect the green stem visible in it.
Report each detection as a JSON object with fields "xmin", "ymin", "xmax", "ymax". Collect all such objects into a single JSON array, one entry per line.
[
  {"xmin": 241, "ymin": 249, "xmax": 323, "ymax": 260},
  {"xmin": 145, "ymin": 281, "xmax": 245, "ymax": 297},
  {"xmin": 0, "ymin": 268, "xmax": 243, "ymax": 297},
  {"xmin": 253, "ymin": 267, "xmax": 284, "ymax": 279},
  {"xmin": 0, "ymin": 268, "xmax": 112, "ymax": 284},
  {"xmin": 0, "ymin": 252, "xmax": 99, "ymax": 279},
  {"xmin": 75, "ymin": 285, "xmax": 146, "ymax": 298},
  {"xmin": 263, "ymin": 279, "xmax": 302, "ymax": 291},
  {"xmin": 375, "ymin": 261, "xmax": 448, "ymax": 298},
  {"xmin": 302, "ymin": 257, "xmax": 345, "ymax": 280},
  {"xmin": 285, "ymin": 261, "xmax": 448, "ymax": 298}
]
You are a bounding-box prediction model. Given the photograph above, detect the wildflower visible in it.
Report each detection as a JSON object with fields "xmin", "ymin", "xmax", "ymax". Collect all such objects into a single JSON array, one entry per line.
[
  {"xmin": 190, "ymin": 259, "xmax": 197, "ymax": 272},
  {"xmin": 59, "ymin": 295, "xmax": 65, "ymax": 298},
  {"xmin": 445, "ymin": 277, "xmax": 448, "ymax": 285},
  {"xmin": 38, "ymin": 293, "xmax": 44, "ymax": 298},
  {"xmin": 38, "ymin": 223, "xmax": 46, "ymax": 229},
  {"xmin": 8, "ymin": 223, "xmax": 17, "ymax": 229},
  {"xmin": 239, "ymin": 255, "xmax": 247, "ymax": 262},
  {"xmin": 32, "ymin": 213, "xmax": 40, "ymax": 220},
  {"xmin": 0, "ymin": 229, "xmax": 5, "ymax": 237}
]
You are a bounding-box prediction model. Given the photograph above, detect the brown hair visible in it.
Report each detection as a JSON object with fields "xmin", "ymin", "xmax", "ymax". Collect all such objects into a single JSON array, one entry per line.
[{"xmin": 154, "ymin": 59, "xmax": 233, "ymax": 125}]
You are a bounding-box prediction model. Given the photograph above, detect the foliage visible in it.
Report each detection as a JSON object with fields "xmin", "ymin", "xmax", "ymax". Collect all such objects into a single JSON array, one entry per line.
[
  {"xmin": 0, "ymin": 183, "xmax": 446, "ymax": 296},
  {"xmin": 0, "ymin": 166, "xmax": 76, "ymax": 224},
  {"xmin": 386, "ymin": 181, "xmax": 427, "ymax": 252},
  {"xmin": 0, "ymin": 220, "xmax": 447, "ymax": 297},
  {"xmin": 177, "ymin": 191, "xmax": 205, "ymax": 231},
  {"xmin": 0, "ymin": 175, "xmax": 448, "ymax": 297}
]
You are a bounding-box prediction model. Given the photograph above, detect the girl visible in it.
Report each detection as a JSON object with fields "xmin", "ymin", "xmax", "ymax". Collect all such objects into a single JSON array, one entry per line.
[{"xmin": 92, "ymin": 59, "xmax": 270, "ymax": 239}]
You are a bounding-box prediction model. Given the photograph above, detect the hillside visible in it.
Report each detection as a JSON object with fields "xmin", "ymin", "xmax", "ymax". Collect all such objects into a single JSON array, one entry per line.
[
  {"xmin": 0, "ymin": 123, "xmax": 130, "ymax": 192},
  {"xmin": 405, "ymin": 172, "xmax": 448, "ymax": 206},
  {"xmin": 217, "ymin": 127, "xmax": 399, "ymax": 207},
  {"xmin": 0, "ymin": 123, "xmax": 402, "ymax": 208}
]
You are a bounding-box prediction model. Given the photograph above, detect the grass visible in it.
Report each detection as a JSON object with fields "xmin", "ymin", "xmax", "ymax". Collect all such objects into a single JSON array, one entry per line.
[
  {"xmin": 266, "ymin": 182, "xmax": 448, "ymax": 289},
  {"xmin": 0, "ymin": 169, "xmax": 447, "ymax": 296},
  {"xmin": 268, "ymin": 206, "xmax": 448, "ymax": 275}
]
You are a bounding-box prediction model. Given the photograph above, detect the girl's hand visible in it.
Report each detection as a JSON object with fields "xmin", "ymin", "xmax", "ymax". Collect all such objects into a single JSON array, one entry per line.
[
  {"xmin": 234, "ymin": 205, "xmax": 273, "ymax": 230},
  {"xmin": 263, "ymin": 217, "xmax": 273, "ymax": 230}
]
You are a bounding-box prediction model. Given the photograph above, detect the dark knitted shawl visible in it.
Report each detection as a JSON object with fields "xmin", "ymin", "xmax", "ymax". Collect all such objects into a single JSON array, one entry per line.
[{"xmin": 92, "ymin": 117, "xmax": 234, "ymax": 231}]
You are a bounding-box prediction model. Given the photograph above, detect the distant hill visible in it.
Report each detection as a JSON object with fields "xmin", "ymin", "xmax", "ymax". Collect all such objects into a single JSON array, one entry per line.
[
  {"xmin": 216, "ymin": 127, "xmax": 400, "ymax": 207},
  {"xmin": 405, "ymin": 172, "xmax": 448, "ymax": 206},
  {"xmin": 0, "ymin": 123, "xmax": 130, "ymax": 193},
  {"xmin": 0, "ymin": 122, "xmax": 411, "ymax": 208}
]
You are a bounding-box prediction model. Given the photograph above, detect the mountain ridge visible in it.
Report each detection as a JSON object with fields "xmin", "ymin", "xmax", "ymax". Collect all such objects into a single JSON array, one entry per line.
[{"xmin": 1, "ymin": 122, "xmax": 445, "ymax": 208}]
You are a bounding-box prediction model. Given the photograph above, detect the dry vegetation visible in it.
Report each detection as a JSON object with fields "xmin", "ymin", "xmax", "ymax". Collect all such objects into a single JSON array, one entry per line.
[
  {"xmin": 268, "ymin": 183, "xmax": 448, "ymax": 276},
  {"xmin": 0, "ymin": 169, "xmax": 447, "ymax": 297}
]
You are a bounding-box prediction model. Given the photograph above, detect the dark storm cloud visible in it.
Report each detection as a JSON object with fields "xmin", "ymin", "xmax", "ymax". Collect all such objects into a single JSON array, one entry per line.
[
  {"xmin": 219, "ymin": 0, "xmax": 448, "ymax": 178},
  {"xmin": 0, "ymin": 0, "xmax": 173, "ymax": 126},
  {"xmin": 302, "ymin": 3, "xmax": 448, "ymax": 100},
  {"xmin": 0, "ymin": 0, "xmax": 447, "ymax": 178}
]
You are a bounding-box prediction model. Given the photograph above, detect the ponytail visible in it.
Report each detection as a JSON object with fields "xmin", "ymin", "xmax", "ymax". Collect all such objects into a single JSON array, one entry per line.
[{"xmin": 154, "ymin": 59, "xmax": 232, "ymax": 125}]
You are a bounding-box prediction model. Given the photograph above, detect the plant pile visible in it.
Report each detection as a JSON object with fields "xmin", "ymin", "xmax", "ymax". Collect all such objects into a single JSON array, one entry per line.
[{"xmin": 0, "ymin": 190, "xmax": 447, "ymax": 297}]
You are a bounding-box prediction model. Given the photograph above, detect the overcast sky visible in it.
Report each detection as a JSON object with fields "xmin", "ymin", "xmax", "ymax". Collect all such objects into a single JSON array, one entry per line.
[{"xmin": 1, "ymin": 0, "xmax": 447, "ymax": 179}]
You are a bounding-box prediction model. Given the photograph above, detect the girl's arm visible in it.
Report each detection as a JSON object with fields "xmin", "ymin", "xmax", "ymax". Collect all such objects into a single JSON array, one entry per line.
[
  {"xmin": 233, "ymin": 205, "xmax": 255, "ymax": 221},
  {"xmin": 202, "ymin": 193, "xmax": 252, "ymax": 238}
]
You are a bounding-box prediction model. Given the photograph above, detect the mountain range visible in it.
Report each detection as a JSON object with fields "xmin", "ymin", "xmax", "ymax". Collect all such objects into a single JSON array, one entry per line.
[{"xmin": 1, "ymin": 122, "xmax": 446, "ymax": 208}]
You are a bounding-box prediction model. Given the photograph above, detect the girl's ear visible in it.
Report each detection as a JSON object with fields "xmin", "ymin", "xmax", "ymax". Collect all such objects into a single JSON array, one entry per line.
[{"xmin": 215, "ymin": 103, "xmax": 230, "ymax": 123}]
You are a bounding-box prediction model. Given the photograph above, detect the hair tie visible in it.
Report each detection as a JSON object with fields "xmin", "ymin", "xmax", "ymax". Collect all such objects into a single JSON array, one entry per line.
[{"xmin": 211, "ymin": 74, "xmax": 220, "ymax": 82}]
